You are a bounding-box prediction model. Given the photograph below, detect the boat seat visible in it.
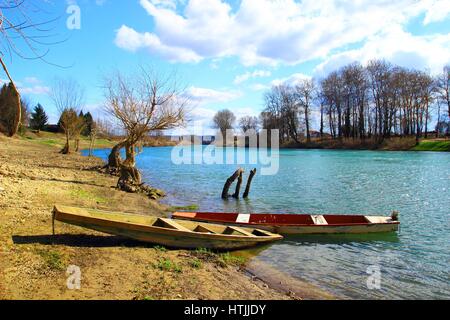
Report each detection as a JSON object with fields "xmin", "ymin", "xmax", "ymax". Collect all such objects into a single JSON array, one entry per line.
[
  {"xmin": 154, "ymin": 218, "xmax": 192, "ymax": 232},
  {"xmin": 193, "ymin": 225, "xmax": 217, "ymax": 234},
  {"xmin": 236, "ymin": 214, "xmax": 251, "ymax": 223},
  {"xmin": 311, "ymin": 215, "xmax": 328, "ymax": 225},
  {"xmin": 365, "ymin": 216, "xmax": 389, "ymax": 224},
  {"xmin": 224, "ymin": 226, "xmax": 255, "ymax": 237}
]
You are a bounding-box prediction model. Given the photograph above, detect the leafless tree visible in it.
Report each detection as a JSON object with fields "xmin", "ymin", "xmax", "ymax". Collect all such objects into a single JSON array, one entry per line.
[
  {"xmin": 88, "ymin": 122, "xmax": 97, "ymax": 157},
  {"xmin": 103, "ymin": 68, "xmax": 188, "ymax": 191},
  {"xmin": 49, "ymin": 78, "xmax": 85, "ymax": 154},
  {"xmin": 262, "ymin": 85, "xmax": 301, "ymax": 143},
  {"xmin": 295, "ymin": 79, "xmax": 316, "ymax": 142},
  {"xmin": 0, "ymin": 1, "xmax": 61, "ymax": 136},
  {"xmin": 238, "ymin": 116, "xmax": 259, "ymax": 133},
  {"xmin": 213, "ymin": 109, "xmax": 236, "ymax": 140},
  {"xmin": 436, "ymin": 65, "xmax": 450, "ymax": 119}
]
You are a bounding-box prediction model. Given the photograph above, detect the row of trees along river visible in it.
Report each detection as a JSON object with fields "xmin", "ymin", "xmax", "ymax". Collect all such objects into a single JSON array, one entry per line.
[{"xmin": 212, "ymin": 62, "xmax": 450, "ymax": 146}]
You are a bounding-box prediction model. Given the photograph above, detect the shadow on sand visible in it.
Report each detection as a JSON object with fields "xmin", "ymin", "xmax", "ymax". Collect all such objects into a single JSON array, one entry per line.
[{"xmin": 12, "ymin": 234, "xmax": 148, "ymax": 248}]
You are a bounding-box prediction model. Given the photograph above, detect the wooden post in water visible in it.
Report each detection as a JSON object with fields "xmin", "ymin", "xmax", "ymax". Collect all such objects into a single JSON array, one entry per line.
[
  {"xmin": 222, "ymin": 168, "xmax": 244, "ymax": 199},
  {"xmin": 243, "ymin": 168, "xmax": 257, "ymax": 199},
  {"xmin": 232, "ymin": 170, "xmax": 244, "ymax": 199}
]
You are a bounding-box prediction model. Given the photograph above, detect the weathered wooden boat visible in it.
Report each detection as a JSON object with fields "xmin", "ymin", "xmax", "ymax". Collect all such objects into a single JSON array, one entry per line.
[
  {"xmin": 52, "ymin": 205, "xmax": 283, "ymax": 250},
  {"xmin": 172, "ymin": 211, "xmax": 400, "ymax": 235}
]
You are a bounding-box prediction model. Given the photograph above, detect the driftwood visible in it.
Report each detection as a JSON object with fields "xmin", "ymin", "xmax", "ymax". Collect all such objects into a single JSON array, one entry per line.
[
  {"xmin": 232, "ymin": 170, "xmax": 244, "ymax": 199},
  {"xmin": 243, "ymin": 169, "xmax": 257, "ymax": 199},
  {"xmin": 222, "ymin": 168, "xmax": 244, "ymax": 199}
]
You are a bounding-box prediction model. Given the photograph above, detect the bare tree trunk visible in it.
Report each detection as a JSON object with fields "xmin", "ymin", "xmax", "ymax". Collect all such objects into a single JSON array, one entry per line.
[
  {"xmin": 75, "ymin": 138, "xmax": 80, "ymax": 152},
  {"xmin": 61, "ymin": 130, "xmax": 71, "ymax": 154},
  {"xmin": 0, "ymin": 57, "xmax": 21, "ymax": 137},
  {"xmin": 305, "ymin": 105, "xmax": 311, "ymax": 143},
  {"xmin": 89, "ymin": 132, "xmax": 96, "ymax": 157},
  {"xmin": 222, "ymin": 168, "xmax": 244, "ymax": 199},
  {"xmin": 108, "ymin": 140, "xmax": 127, "ymax": 168},
  {"xmin": 243, "ymin": 169, "xmax": 257, "ymax": 199},
  {"xmin": 117, "ymin": 142, "xmax": 142, "ymax": 192},
  {"xmin": 232, "ymin": 170, "xmax": 244, "ymax": 199},
  {"xmin": 320, "ymin": 104, "xmax": 324, "ymax": 139}
]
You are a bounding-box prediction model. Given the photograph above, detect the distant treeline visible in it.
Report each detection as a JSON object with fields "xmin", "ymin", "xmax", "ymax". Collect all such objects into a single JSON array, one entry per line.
[{"xmin": 261, "ymin": 60, "xmax": 450, "ymax": 144}]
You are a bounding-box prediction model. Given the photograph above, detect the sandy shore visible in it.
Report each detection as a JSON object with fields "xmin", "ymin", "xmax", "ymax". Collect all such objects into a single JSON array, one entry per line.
[{"xmin": 0, "ymin": 133, "xmax": 333, "ymax": 300}]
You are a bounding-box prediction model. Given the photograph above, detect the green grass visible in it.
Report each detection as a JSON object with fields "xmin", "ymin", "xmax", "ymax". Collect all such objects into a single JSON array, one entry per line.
[
  {"xmin": 412, "ymin": 140, "xmax": 450, "ymax": 152},
  {"xmin": 153, "ymin": 245, "xmax": 168, "ymax": 252},
  {"xmin": 155, "ymin": 259, "xmax": 183, "ymax": 273},
  {"xmin": 19, "ymin": 129, "xmax": 115, "ymax": 150},
  {"xmin": 190, "ymin": 258, "xmax": 203, "ymax": 269},
  {"xmin": 217, "ymin": 253, "xmax": 247, "ymax": 268},
  {"xmin": 38, "ymin": 139, "xmax": 60, "ymax": 146},
  {"xmin": 35, "ymin": 249, "xmax": 65, "ymax": 271},
  {"xmin": 70, "ymin": 188, "xmax": 108, "ymax": 204}
]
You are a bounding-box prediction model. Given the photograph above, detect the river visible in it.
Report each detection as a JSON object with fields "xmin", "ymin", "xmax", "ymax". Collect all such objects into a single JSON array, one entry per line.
[{"xmin": 86, "ymin": 147, "xmax": 450, "ymax": 299}]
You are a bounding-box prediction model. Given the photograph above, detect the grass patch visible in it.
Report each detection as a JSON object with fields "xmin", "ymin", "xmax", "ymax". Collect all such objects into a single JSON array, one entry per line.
[
  {"xmin": 217, "ymin": 253, "xmax": 246, "ymax": 268},
  {"xmin": 190, "ymin": 258, "xmax": 203, "ymax": 269},
  {"xmin": 412, "ymin": 140, "xmax": 450, "ymax": 152},
  {"xmin": 192, "ymin": 249, "xmax": 246, "ymax": 268},
  {"xmin": 155, "ymin": 259, "xmax": 182, "ymax": 273},
  {"xmin": 35, "ymin": 249, "xmax": 65, "ymax": 271},
  {"xmin": 38, "ymin": 139, "xmax": 60, "ymax": 146},
  {"xmin": 153, "ymin": 245, "xmax": 167, "ymax": 252},
  {"xmin": 70, "ymin": 188, "xmax": 108, "ymax": 204}
]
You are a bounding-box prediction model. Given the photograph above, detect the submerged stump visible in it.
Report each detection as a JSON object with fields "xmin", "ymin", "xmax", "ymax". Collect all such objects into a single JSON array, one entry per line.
[
  {"xmin": 222, "ymin": 168, "xmax": 244, "ymax": 199},
  {"xmin": 243, "ymin": 168, "xmax": 257, "ymax": 199}
]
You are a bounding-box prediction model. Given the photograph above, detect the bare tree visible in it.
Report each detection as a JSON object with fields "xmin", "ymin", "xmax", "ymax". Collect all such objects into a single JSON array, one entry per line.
[
  {"xmin": 103, "ymin": 68, "xmax": 187, "ymax": 192},
  {"xmin": 238, "ymin": 116, "xmax": 259, "ymax": 133},
  {"xmin": 88, "ymin": 122, "xmax": 98, "ymax": 157},
  {"xmin": 73, "ymin": 113, "xmax": 86, "ymax": 152},
  {"xmin": 0, "ymin": 1, "xmax": 61, "ymax": 136},
  {"xmin": 436, "ymin": 65, "xmax": 450, "ymax": 119},
  {"xmin": 213, "ymin": 109, "xmax": 236, "ymax": 139},
  {"xmin": 49, "ymin": 78, "xmax": 85, "ymax": 154},
  {"xmin": 295, "ymin": 79, "xmax": 315, "ymax": 143}
]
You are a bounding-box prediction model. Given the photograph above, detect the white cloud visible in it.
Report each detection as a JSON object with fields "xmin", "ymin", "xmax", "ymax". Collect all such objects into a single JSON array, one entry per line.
[
  {"xmin": 315, "ymin": 27, "xmax": 450, "ymax": 76},
  {"xmin": 233, "ymin": 70, "xmax": 271, "ymax": 85},
  {"xmin": 114, "ymin": 0, "xmax": 450, "ymax": 70},
  {"xmin": 115, "ymin": 25, "xmax": 202, "ymax": 63},
  {"xmin": 19, "ymin": 85, "xmax": 51, "ymax": 95},
  {"xmin": 0, "ymin": 77, "xmax": 50, "ymax": 95},
  {"xmin": 185, "ymin": 86, "xmax": 242, "ymax": 105},
  {"xmin": 271, "ymin": 73, "xmax": 312, "ymax": 87},
  {"xmin": 250, "ymin": 83, "xmax": 270, "ymax": 91},
  {"xmin": 422, "ymin": 0, "xmax": 450, "ymax": 25}
]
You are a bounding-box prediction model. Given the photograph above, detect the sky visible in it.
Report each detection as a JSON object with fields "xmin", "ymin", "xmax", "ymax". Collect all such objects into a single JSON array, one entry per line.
[{"xmin": 3, "ymin": 0, "xmax": 450, "ymax": 134}]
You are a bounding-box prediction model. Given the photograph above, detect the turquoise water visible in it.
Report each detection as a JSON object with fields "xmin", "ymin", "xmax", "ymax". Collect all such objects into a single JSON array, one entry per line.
[{"xmin": 87, "ymin": 147, "xmax": 450, "ymax": 299}]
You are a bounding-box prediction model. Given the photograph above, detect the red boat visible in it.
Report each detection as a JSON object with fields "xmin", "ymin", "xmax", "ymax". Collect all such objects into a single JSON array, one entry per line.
[{"xmin": 172, "ymin": 211, "xmax": 400, "ymax": 235}]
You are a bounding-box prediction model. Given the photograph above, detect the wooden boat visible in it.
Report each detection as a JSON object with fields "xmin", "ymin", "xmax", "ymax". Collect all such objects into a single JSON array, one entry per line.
[
  {"xmin": 172, "ymin": 211, "xmax": 400, "ymax": 235},
  {"xmin": 52, "ymin": 205, "xmax": 283, "ymax": 250}
]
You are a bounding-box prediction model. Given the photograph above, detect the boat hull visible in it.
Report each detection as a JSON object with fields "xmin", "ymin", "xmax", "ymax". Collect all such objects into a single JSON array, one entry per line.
[
  {"xmin": 236, "ymin": 223, "xmax": 399, "ymax": 234},
  {"xmin": 53, "ymin": 206, "xmax": 282, "ymax": 250},
  {"xmin": 172, "ymin": 212, "xmax": 400, "ymax": 235}
]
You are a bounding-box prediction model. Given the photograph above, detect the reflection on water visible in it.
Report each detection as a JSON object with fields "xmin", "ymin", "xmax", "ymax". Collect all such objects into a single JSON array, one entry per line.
[{"xmin": 86, "ymin": 147, "xmax": 450, "ymax": 299}]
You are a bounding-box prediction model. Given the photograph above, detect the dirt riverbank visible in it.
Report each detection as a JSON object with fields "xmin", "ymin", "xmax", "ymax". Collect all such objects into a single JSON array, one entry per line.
[{"xmin": 0, "ymin": 133, "xmax": 333, "ymax": 300}]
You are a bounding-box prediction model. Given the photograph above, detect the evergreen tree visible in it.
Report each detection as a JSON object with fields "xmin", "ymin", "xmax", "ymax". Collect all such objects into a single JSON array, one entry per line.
[
  {"xmin": 30, "ymin": 104, "xmax": 48, "ymax": 133},
  {"xmin": 0, "ymin": 83, "xmax": 20, "ymax": 136},
  {"xmin": 82, "ymin": 112, "xmax": 94, "ymax": 136}
]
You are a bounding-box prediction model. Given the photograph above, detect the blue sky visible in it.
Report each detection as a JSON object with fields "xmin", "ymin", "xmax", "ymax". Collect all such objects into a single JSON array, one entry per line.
[{"xmin": 3, "ymin": 0, "xmax": 450, "ymax": 133}]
